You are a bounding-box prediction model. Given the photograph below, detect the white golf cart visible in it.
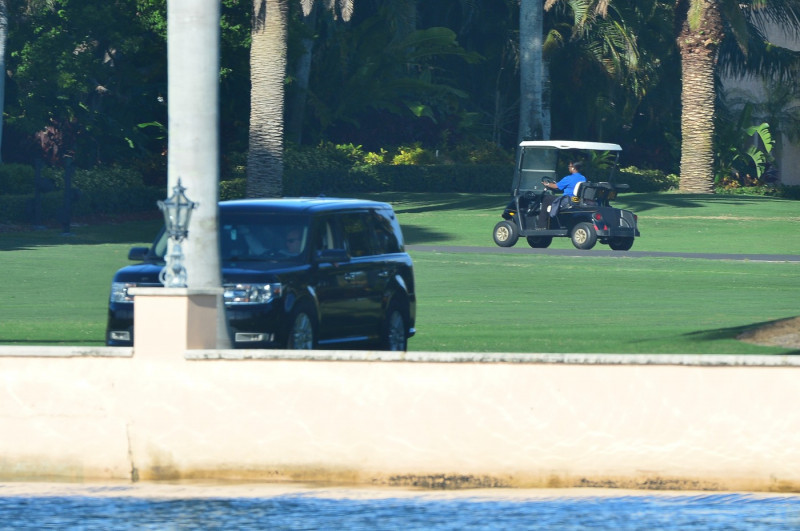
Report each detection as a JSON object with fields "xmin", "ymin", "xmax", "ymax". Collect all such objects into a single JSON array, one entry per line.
[{"xmin": 493, "ymin": 140, "xmax": 640, "ymax": 250}]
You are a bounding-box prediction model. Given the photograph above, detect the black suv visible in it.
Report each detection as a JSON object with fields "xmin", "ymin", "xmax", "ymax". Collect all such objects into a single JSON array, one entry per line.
[
  {"xmin": 493, "ymin": 140, "xmax": 640, "ymax": 250},
  {"xmin": 106, "ymin": 198, "xmax": 416, "ymax": 350}
]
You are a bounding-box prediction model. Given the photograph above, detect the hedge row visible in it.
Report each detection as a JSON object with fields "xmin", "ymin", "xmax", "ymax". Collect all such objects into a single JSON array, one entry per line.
[
  {"xmin": 0, "ymin": 187, "xmax": 164, "ymax": 225},
  {"xmin": 6, "ymin": 160, "xmax": 798, "ymax": 226},
  {"xmin": 284, "ymin": 164, "xmax": 513, "ymax": 195}
]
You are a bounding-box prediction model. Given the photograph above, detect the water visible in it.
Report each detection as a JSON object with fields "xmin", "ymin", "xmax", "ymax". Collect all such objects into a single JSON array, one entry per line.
[{"xmin": 1, "ymin": 484, "xmax": 798, "ymax": 530}]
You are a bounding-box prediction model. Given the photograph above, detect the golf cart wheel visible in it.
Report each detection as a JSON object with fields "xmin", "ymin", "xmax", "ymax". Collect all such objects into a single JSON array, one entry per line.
[
  {"xmin": 571, "ymin": 222, "xmax": 597, "ymax": 250},
  {"xmin": 527, "ymin": 236, "xmax": 552, "ymax": 249},
  {"xmin": 493, "ymin": 220, "xmax": 519, "ymax": 247},
  {"xmin": 609, "ymin": 237, "xmax": 634, "ymax": 251}
]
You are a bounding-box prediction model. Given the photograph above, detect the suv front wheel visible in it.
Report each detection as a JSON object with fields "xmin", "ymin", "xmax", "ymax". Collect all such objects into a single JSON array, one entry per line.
[{"xmin": 286, "ymin": 304, "xmax": 318, "ymax": 349}]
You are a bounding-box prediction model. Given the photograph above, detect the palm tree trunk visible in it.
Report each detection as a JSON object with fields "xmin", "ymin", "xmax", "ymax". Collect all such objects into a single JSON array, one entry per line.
[
  {"xmin": 676, "ymin": 0, "xmax": 724, "ymax": 193},
  {"xmin": 518, "ymin": 0, "xmax": 548, "ymax": 142},
  {"xmin": 247, "ymin": 0, "xmax": 288, "ymax": 198},
  {"xmin": 0, "ymin": 0, "xmax": 8, "ymax": 164}
]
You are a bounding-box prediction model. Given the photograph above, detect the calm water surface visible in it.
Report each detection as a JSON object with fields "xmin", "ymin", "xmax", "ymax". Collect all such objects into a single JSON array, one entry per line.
[{"xmin": 0, "ymin": 484, "xmax": 798, "ymax": 530}]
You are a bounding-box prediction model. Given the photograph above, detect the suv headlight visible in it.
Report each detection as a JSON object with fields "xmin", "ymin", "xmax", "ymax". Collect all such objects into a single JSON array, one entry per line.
[
  {"xmin": 223, "ymin": 283, "xmax": 282, "ymax": 305},
  {"xmin": 110, "ymin": 282, "xmax": 137, "ymax": 303}
]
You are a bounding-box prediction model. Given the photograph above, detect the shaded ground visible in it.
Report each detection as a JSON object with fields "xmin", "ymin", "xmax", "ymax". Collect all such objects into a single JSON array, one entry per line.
[{"xmin": 738, "ymin": 317, "xmax": 800, "ymax": 349}]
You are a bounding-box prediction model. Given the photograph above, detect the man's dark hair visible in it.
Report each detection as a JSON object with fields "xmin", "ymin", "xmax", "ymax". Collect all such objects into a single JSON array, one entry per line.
[{"xmin": 570, "ymin": 161, "xmax": 583, "ymax": 172}]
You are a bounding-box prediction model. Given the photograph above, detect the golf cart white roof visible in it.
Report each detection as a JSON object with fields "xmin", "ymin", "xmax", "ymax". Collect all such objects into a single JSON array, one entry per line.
[{"xmin": 519, "ymin": 140, "xmax": 622, "ymax": 151}]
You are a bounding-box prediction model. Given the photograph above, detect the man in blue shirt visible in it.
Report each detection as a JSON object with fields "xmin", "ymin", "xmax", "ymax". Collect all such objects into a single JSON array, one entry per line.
[{"xmin": 537, "ymin": 161, "xmax": 586, "ymax": 228}]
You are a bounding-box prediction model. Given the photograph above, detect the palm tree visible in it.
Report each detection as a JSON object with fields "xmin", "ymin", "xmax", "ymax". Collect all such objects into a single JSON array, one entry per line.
[
  {"xmin": 518, "ymin": 0, "xmax": 549, "ymax": 142},
  {"xmin": 247, "ymin": 0, "xmax": 354, "ymax": 198},
  {"xmin": 543, "ymin": 0, "xmax": 646, "ymax": 141},
  {"xmin": 675, "ymin": 0, "xmax": 800, "ymax": 192},
  {"xmin": 246, "ymin": 0, "xmax": 289, "ymax": 198},
  {"xmin": 286, "ymin": 0, "xmax": 359, "ymax": 145},
  {"xmin": 0, "ymin": 0, "xmax": 7, "ymax": 164}
]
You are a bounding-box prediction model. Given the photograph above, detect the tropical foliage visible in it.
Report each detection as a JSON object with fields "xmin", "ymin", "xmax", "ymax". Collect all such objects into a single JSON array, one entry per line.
[
  {"xmin": 0, "ymin": 0, "xmax": 798, "ymax": 200},
  {"xmin": 715, "ymin": 99, "xmax": 776, "ymax": 187}
]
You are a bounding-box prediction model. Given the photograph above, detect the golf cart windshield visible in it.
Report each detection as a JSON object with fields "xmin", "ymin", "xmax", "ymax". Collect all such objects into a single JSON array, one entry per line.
[
  {"xmin": 517, "ymin": 148, "xmax": 559, "ymax": 192},
  {"xmin": 512, "ymin": 141, "xmax": 622, "ymax": 194}
]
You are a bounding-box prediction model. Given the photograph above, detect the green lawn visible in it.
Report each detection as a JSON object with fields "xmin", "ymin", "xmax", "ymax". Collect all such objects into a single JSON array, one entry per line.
[
  {"xmin": 381, "ymin": 192, "xmax": 800, "ymax": 254},
  {"xmin": 409, "ymin": 251, "xmax": 797, "ymax": 354},
  {"xmin": 0, "ymin": 193, "xmax": 797, "ymax": 354}
]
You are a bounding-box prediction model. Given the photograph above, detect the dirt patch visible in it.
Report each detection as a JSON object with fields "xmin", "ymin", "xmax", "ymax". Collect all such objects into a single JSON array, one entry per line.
[{"xmin": 738, "ymin": 317, "xmax": 800, "ymax": 349}]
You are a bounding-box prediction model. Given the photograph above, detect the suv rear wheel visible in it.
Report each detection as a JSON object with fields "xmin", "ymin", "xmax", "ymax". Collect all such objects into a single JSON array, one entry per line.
[{"xmin": 381, "ymin": 300, "xmax": 408, "ymax": 351}]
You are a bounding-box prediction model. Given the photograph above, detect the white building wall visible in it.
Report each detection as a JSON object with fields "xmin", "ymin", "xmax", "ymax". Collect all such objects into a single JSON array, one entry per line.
[
  {"xmin": 721, "ymin": 21, "xmax": 800, "ymax": 186},
  {"xmin": 722, "ymin": 20, "xmax": 800, "ymax": 186}
]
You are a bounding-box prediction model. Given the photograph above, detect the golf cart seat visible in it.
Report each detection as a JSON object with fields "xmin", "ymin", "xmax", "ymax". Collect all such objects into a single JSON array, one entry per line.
[{"xmin": 572, "ymin": 181, "xmax": 598, "ymax": 206}]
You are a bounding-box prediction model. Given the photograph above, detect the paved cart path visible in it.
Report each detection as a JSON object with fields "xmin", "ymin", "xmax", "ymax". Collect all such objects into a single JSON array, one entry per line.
[{"xmin": 407, "ymin": 245, "xmax": 800, "ymax": 262}]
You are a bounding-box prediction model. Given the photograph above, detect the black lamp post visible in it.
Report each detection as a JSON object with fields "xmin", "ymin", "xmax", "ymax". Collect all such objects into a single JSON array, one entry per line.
[{"xmin": 157, "ymin": 178, "xmax": 198, "ymax": 287}]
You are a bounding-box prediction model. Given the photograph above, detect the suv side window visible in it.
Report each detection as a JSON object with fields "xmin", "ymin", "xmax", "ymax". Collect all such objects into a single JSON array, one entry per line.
[
  {"xmin": 340, "ymin": 212, "xmax": 373, "ymax": 257},
  {"xmin": 313, "ymin": 216, "xmax": 344, "ymax": 252},
  {"xmin": 370, "ymin": 208, "xmax": 401, "ymax": 254}
]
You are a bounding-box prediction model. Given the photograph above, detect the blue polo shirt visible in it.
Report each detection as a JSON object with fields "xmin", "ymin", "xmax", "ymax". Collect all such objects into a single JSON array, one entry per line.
[{"xmin": 557, "ymin": 172, "xmax": 586, "ymax": 197}]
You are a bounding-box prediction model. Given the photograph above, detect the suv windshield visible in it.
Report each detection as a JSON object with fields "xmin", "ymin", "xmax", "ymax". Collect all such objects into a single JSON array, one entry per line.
[{"xmin": 221, "ymin": 214, "xmax": 309, "ymax": 262}]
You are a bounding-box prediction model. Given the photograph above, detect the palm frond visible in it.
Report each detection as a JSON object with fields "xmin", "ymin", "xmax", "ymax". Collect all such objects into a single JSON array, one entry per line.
[
  {"xmin": 300, "ymin": 0, "xmax": 314, "ymax": 17},
  {"xmin": 338, "ymin": 0, "xmax": 354, "ymax": 22}
]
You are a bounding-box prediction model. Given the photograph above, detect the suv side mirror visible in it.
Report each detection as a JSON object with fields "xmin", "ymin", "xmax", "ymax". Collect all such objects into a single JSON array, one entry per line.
[
  {"xmin": 128, "ymin": 247, "xmax": 151, "ymax": 261},
  {"xmin": 316, "ymin": 248, "xmax": 350, "ymax": 263}
]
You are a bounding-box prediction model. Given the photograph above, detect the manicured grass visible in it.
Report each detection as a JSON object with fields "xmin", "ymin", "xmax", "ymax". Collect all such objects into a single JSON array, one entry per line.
[
  {"xmin": 408, "ymin": 251, "xmax": 797, "ymax": 354},
  {"xmin": 380, "ymin": 192, "xmax": 800, "ymax": 254},
  {"xmin": 0, "ymin": 194, "xmax": 797, "ymax": 354},
  {"xmin": 0, "ymin": 219, "xmax": 162, "ymax": 346}
]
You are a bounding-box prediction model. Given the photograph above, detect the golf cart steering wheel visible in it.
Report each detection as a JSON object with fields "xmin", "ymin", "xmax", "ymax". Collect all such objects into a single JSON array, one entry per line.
[{"xmin": 541, "ymin": 176, "xmax": 556, "ymax": 190}]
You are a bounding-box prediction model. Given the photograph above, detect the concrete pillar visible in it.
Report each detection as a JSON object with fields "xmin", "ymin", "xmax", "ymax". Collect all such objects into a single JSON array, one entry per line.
[{"xmin": 130, "ymin": 287, "xmax": 223, "ymax": 358}]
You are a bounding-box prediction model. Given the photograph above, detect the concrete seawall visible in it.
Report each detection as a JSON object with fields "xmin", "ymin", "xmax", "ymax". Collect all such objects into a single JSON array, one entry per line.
[{"xmin": 2, "ymin": 345, "xmax": 799, "ymax": 492}]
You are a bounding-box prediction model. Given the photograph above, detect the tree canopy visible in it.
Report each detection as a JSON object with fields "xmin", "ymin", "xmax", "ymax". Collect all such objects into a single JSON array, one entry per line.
[{"xmin": 1, "ymin": 0, "xmax": 797, "ymax": 186}]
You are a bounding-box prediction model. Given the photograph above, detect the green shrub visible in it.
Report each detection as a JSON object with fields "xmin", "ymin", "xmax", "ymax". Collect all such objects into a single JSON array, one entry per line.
[
  {"xmin": 220, "ymin": 178, "xmax": 246, "ymax": 200},
  {"xmin": 391, "ymin": 143, "xmax": 438, "ymax": 165},
  {"xmin": 449, "ymin": 140, "xmax": 514, "ymax": 165},
  {"xmin": 285, "ymin": 142, "xmax": 355, "ymax": 171},
  {"xmin": 284, "ymin": 167, "xmax": 356, "ymax": 196},
  {"xmin": 221, "ymin": 152, "xmax": 247, "ymax": 181},
  {"xmin": 0, "ymin": 164, "xmax": 36, "ymax": 194},
  {"xmin": 617, "ymin": 166, "xmax": 679, "ymax": 192},
  {"xmin": 0, "ymin": 194, "xmax": 34, "ymax": 223},
  {"xmin": 0, "ymin": 185, "xmax": 163, "ymax": 226},
  {"xmin": 282, "ymin": 164, "xmax": 512, "ymax": 195},
  {"xmin": 715, "ymin": 184, "xmax": 800, "ymax": 199}
]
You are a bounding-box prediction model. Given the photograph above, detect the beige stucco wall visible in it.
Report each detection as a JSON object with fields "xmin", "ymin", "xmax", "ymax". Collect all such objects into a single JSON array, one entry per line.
[{"xmin": 2, "ymin": 344, "xmax": 799, "ymax": 492}]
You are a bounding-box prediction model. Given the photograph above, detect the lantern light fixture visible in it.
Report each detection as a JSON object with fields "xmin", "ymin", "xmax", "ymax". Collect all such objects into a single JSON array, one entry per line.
[{"xmin": 157, "ymin": 178, "xmax": 198, "ymax": 287}]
